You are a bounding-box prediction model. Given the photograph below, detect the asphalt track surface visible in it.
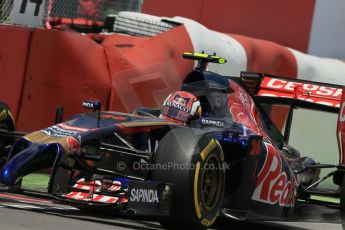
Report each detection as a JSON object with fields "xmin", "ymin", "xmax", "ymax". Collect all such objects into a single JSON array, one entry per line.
[{"xmin": 0, "ymin": 192, "xmax": 344, "ymax": 230}]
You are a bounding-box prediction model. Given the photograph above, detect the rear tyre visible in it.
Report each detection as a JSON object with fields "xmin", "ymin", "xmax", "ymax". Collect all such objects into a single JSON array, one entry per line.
[
  {"xmin": 0, "ymin": 102, "xmax": 15, "ymax": 168},
  {"xmin": 151, "ymin": 128, "xmax": 225, "ymax": 229}
]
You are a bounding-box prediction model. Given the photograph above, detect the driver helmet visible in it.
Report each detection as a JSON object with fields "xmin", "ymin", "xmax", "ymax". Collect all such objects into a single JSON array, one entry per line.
[{"xmin": 160, "ymin": 91, "xmax": 202, "ymax": 125}]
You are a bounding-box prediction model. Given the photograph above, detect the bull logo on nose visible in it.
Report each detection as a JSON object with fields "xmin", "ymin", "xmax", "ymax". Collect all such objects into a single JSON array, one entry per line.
[{"xmin": 67, "ymin": 136, "xmax": 81, "ymax": 154}]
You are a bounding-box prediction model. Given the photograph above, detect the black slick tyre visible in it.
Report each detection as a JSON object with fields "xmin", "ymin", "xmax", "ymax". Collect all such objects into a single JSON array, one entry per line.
[{"xmin": 151, "ymin": 128, "xmax": 225, "ymax": 229}]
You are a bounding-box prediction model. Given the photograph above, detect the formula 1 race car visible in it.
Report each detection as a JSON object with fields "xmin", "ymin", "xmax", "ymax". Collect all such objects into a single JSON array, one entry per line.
[{"xmin": 0, "ymin": 52, "xmax": 345, "ymax": 229}]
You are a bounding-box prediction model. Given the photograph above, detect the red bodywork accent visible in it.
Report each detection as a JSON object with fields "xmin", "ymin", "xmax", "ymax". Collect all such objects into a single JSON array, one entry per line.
[
  {"xmin": 66, "ymin": 136, "xmax": 81, "ymax": 153},
  {"xmin": 160, "ymin": 115, "xmax": 183, "ymax": 125},
  {"xmin": 258, "ymin": 76, "xmax": 342, "ymax": 107},
  {"xmin": 58, "ymin": 123, "xmax": 92, "ymax": 132},
  {"xmin": 228, "ymin": 80, "xmax": 299, "ymax": 207},
  {"xmin": 337, "ymin": 86, "xmax": 345, "ymax": 164},
  {"xmin": 252, "ymin": 143, "xmax": 297, "ymax": 207},
  {"xmin": 100, "ymin": 114, "xmax": 127, "ymax": 120},
  {"xmin": 63, "ymin": 179, "xmax": 125, "ymax": 204},
  {"xmin": 228, "ymin": 80, "xmax": 262, "ymax": 135}
]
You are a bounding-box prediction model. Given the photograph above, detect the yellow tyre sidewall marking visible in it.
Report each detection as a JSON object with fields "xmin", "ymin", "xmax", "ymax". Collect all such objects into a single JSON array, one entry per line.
[
  {"xmin": 200, "ymin": 139, "xmax": 216, "ymax": 160},
  {"xmin": 0, "ymin": 110, "xmax": 7, "ymax": 122},
  {"xmin": 194, "ymin": 161, "xmax": 202, "ymax": 219},
  {"xmin": 194, "ymin": 139, "xmax": 222, "ymax": 227}
]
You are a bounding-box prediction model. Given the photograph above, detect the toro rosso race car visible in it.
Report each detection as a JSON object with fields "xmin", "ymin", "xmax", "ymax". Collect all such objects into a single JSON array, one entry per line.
[{"xmin": 0, "ymin": 52, "xmax": 345, "ymax": 229}]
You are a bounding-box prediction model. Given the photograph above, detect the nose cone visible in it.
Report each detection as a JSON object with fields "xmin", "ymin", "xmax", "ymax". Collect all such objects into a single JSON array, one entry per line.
[
  {"xmin": 0, "ymin": 168, "xmax": 12, "ymax": 185},
  {"xmin": 0, "ymin": 145, "xmax": 39, "ymax": 185},
  {"xmin": 0, "ymin": 144, "xmax": 59, "ymax": 186}
]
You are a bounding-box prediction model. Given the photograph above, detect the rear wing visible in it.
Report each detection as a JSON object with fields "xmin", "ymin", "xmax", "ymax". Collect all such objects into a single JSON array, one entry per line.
[
  {"xmin": 240, "ymin": 71, "xmax": 345, "ymax": 164},
  {"xmin": 240, "ymin": 72, "xmax": 343, "ymax": 108}
]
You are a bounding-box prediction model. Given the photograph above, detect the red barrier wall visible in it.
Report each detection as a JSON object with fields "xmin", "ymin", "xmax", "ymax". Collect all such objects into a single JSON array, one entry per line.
[
  {"xmin": 0, "ymin": 25, "xmax": 194, "ymax": 131},
  {"xmin": 0, "ymin": 25, "xmax": 33, "ymax": 121},
  {"xmin": 142, "ymin": 0, "xmax": 316, "ymax": 52},
  {"xmin": 230, "ymin": 34, "xmax": 297, "ymax": 77},
  {"xmin": 103, "ymin": 26, "xmax": 194, "ymax": 112},
  {"xmin": 17, "ymin": 29, "xmax": 111, "ymax": 131}
]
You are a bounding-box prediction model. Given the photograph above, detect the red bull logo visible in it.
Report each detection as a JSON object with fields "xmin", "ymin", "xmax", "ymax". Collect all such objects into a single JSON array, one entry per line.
[
  {"xmin": 173, "ymin": 95, "xmax": 189, "ymax": 107},
  {"xmin": 251, "ymin": 143, "xmax": 298, "ymax": 207}
]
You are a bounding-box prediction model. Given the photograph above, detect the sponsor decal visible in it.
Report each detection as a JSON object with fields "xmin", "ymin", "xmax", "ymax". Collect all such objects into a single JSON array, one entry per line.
[
  {"xmin": 172, "ymin": 94, "xmax": 190, "ymax": 107},
  {"xmin": 128, "ymin": 181, "xmax": 172, "ymax": 215},
  {"xmin": 67, "ymin": 136, "xmax": 81, "ymax": 153},
  {"xmin": 259, "ymin": 77, "xmax": 342, "ymax": 107},
  {"xmin": 263, "ymin": 78, "xmax": 342, "ymax": 98},
  {"xmin": 82, "ymin": 100, "xmax": 102, "ymax": 110},
  {"xmin": 129, "ymin": 188, "xmax": 159, "ymax": 204},
  {"xmin": 251, "ymin": 143, "xmax": 298, "ymax": 207},
  {"xmin": 165, "ymin": 101, "xmax": 190, "ymax": 113},
  {"xmin": 41, "ymin": 124, "xmax": 91, "ymax": 137},
  {"xmin": 83, "ymin": 101, "xmax": 95, "ymax": 109},
  {"xmin": 201, "ymin": 118, "xmax": 224, "ymax": 128},
  {"xmin": 42, "ymin": 126, "xmax": 80, "ymax": 137},
  {"xmin": 200, "ymin": 139, "xmax": 222, "ymax": 161},
  {"xmin": 165, "ymin": 93, "xmax": 193, "ymax": 113}
]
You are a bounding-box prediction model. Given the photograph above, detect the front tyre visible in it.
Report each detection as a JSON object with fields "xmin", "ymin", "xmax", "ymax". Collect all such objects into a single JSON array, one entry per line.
[
  {"xmin": 0, "ymin": 102, "xmax": 15, "ymax": 167},
  {"xmin": 151, "ymin": 128, "xmax": 225, "ymax": 229}
]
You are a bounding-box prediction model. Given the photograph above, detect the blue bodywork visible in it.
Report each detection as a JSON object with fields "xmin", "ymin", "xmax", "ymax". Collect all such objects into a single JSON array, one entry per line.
[{"xmin": 0, "ymin": 140, "xmax": 63, "ymax": 186}]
